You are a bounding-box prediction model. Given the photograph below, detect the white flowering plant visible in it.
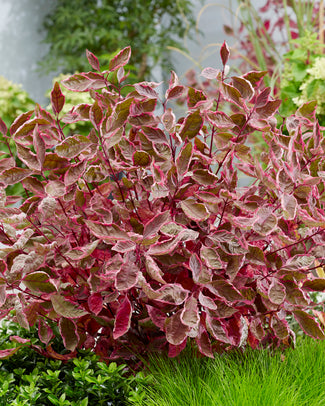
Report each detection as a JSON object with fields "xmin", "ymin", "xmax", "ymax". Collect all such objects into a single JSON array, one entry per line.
[
  {"xmin": 280, "ymin": 31, "xmax": 325, "ymax": 122},
  {"xmin": 0, "ymin": 76, "xmax": 35, "ymax": 126}
]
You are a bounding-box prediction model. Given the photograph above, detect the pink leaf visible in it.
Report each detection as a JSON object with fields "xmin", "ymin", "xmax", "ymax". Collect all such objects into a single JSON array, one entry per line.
[
  {"xmin": 113, "ymin": 296, "xmax": 132, "ymax": 339},
  {"xmin": 88, "ymin": 292, "xmax": 103, "ymax": 315}
]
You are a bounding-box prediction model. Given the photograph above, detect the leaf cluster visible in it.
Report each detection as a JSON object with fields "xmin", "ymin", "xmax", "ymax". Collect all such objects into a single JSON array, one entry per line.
[{"xmin": 0, "ymin": 45, "xmax": 325, "ymax": 363}]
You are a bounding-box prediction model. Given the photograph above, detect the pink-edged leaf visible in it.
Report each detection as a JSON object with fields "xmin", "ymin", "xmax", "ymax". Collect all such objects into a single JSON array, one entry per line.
[
  {"xmin": 220, "ymin": 82, "xmax": 243, "ymax": 107},
  {"xmin": 86, "ymin": 49, "xmax": 100, "ymax": 71},
  {"xmin": 33, "ymin": 127, "xmax": 46, "ymax": 168},
  {"xmin": 133, "ymin": 150, "xmax": 151, "ymax": 167},
  {"xmin": 220, "ymin": 41, "xmax": 230, "ymax": 66},
  {"xmin": 179, "ymin": 110, "xmax": 203, "ymax": 140},
  {"xmin": 38, "ymin": 319, "xmax": 54, "ymax": 345},
  {"xmin": 0, "ymin": 167, "xmax": 33, "ymax": 186},
  {"xmin": 10, "ymin": 336, "xmax": 31, "ymax": 344},
  {"xmin": 168, "ymin": 338, "xmax": 187, "ymax": 357},
  {"xmin": 109, "ymin": 46, "xmax": 131, "ymax": 71},
  {"xmin": 88, "ymin": 292, "xmax": 103, "ymax": 315},
  {"xmin": 206, "ymin": 111, "xmax": 234, "ymax": 129},
  {"xmin": 303, "ymin": 278, "xmax": 325, "ymax": 291},
  {"xmin": 271, "ymin": 317, "xmax": 289, "ymax": 339},
  {"xmin": 180, "ymin": 295, "xmax": 199, "ymax": 328},
  {"xmin": 161, "ymin": 108, "xmax": 176, "ymax": 132},
  {"xmin": 200, "ymin": 67, "xmax": 220, "ymax": 80},
  {"xmin": 134, "ymin": 83, "xmax": 159, "ymax": 99},
  {"xmin": 0, "ymin": 347, "xmax": 22, "ymax": 359},
  {"xmin": 51, "ymin": 82, "xmax": 65, "ymax": 115},
  {"xmin": 206, "ymin": 315, "xmax": 231, "ymax": 343},
  {"xmin": 176, "ymin": 142, "xmax": 192, "ymax": 178},
  {"xmin": 268, "ymin": 278, "xmax": 286, "ymax": 305},
  {"xmin": 198, "ymin": 291, "xmax": 217, "ymax": 310},
  {"xmin": 200, "ymin": 247, "xmax": 222, "ymax": 269},
  {"xmin": 145, "ymin": 255, "xmax": 166, "ymax": 284},
  {"xmin": 253, "ymin": 207, "xmax": 277, "ymax": 236},
  {"xmin": 0, "ymin": 117, "xmax": 7, "ymax": 136},
  {"xmin": 56, "ymin": 135, "xmax": 92, "ymax": 159},
  {"xmin": 90, "ymin": 100, "xmax": 103, "ymax": 127},
  {"xmin": 112, "ymin": 240, "xmax": 136, "ymax": 253},
  {"xmin": 113, "ymin": 296, "xmax": 132, "ymax": 339},
  {"xmin": 59, "ymin": 318, "xmax": 79, "ymax": 352},
  {"xmin": 255, "ymin": 100, "xmax": 281, "ymax": 119},
  {"xmin": 293, "ymin": 310, "xmax": 325, "ymax": 339},
  {"xmin": 23, "ymin": 271, "xmax": 56, "ymax": 294},
  {"xmin": 180, "ymin": 199, "xmax": 209, "ymax": 221},
  {"xmin": 62, "ymin": 72, "xmax": 106, "ymax": 92},
  {"xmin": 84, "ymin": 220, "xmax": 129, "ymax": 241},
  {"xmin": 281, "ymin": 193, "xmax": 297, "ymax": 220},
  {"xmin": 64, "ymin": 160, "xmax": 87, "ymax": 187},
  {"xmin": 141, "ymin": 126, "xmax": 168, "ymax": 144},
  {"xmin": 166, "ymin": 85, "xmax": 186, "ymax": 100},
  {"xmin": 207, "ymin": 279, "xmax": 243, "ymax": 301},
  {"xmin": 165, "ymin": 310, "xmax": 190, "ymax": 345},
  {"xmin": 232, "ymin": 76, "xmax": 254, "ymax": 100},
  {"xmin": 195, "ymin": 325, "xmax": 214, "ymax": 358},
  {"xmin": 189, "ymin": 254, "xmax": 212, "ymax": 284},
  {"xmin": 146, "ymin": 305, "xmax": 166, "ymax": 330},
  {"xmin": 115, "ymin": 262, "xmax": 139, "ymax": 291},
  {"xmin": 45, "ymin": 180, "xmax": 66, "ymax": 198},
  {"xmin": 16, "ymin": 143, "xmax": 40, "ymax": 171},
  {"xmin": 255, "ymin": 87, "xmax": 271, "ymax": 108},
  {"xmin": 143, "ymin": 211, "xmax": 171, "ymax": 239},
  {"xmin": 51, "ymin": 294, "xmax": 89, "ymax": 318}
]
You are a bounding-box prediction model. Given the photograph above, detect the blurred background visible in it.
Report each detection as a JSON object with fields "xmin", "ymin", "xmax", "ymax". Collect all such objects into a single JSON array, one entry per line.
[{"xmin": 0, "ymin": 0, "xmax": 244, "ymax": 105}]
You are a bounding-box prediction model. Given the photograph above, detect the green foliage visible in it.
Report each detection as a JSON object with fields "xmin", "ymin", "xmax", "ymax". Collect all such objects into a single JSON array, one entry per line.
[
  {"xmin": 132, "ymin": 337, "xmax": 325, "ymax": 406},
  {"xmin": 40, "ymin": 0, "xmax": 197, "ymax": 80},
  {"xmin": 0, "ymin": 320, "xmax": 145, "ymax": 406},
  {"xmin": 279, "ymin": 31, "xmax": 325, "ymax": 121},
  {"xmin": 0, "ymin": 76, "xmax": 35, "ymax": 127}
]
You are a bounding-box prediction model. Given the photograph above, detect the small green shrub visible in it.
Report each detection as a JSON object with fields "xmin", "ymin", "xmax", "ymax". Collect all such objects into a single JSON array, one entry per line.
[{"xmin": 0, "ymin": 320, "xmax": 146, "ymax": 405}]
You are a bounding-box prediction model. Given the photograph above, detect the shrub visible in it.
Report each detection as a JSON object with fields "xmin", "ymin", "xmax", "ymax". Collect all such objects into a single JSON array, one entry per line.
[
  {"xmin": 0, "ymin": 44, "xmax": 325, "ymax": 363},
  {"xmin": 0, "ymin": 320, "xmax": 144, "ymax": 406}
]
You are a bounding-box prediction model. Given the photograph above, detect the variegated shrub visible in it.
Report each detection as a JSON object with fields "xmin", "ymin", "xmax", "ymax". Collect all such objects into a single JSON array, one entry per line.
[{"xmin": 0, "ymin": 43, "xmax": 325, "ymax": 361}]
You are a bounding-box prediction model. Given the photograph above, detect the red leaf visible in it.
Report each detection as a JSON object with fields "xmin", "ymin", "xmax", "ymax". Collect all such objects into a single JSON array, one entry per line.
[
  {"xmin": 220, "ymin": 41, "xmax": 230, "ymax": 66},
  {"xmin": 51, "ymin": 82, "xmax": 65, "ymax": 115},
  {"xmin": 113, "ymin": 296, "xmax": 132, "ymax": 339},
  {"xmin": 88, "ymin": 292, "xmax": 103, "ymax": 315}
]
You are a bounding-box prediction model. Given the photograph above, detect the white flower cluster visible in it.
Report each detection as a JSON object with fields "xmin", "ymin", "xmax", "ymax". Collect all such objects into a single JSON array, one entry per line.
[
  {"xmin": 293, "ymin": 57, "xmax": 325, "ymax": 115},
  {"xmin": 0, "ymin": 76, "xmax": 35, "ymax": 123}
]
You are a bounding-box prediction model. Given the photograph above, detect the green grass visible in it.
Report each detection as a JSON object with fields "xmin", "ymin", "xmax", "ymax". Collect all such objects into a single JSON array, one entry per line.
[{"xmin": 130, "ymin": 337, "xmax": 325, "ymax": 406}]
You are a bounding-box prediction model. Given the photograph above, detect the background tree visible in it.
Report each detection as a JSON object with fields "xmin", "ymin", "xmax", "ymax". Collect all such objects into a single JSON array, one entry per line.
[{"xmin": 39, "ymin": 0, "xmax": 198, "ymax": 80}]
